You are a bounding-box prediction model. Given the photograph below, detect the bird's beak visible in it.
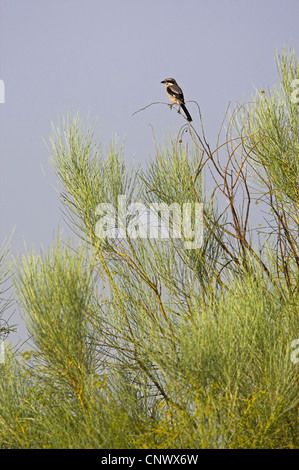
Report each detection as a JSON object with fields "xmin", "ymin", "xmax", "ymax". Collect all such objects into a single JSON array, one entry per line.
[{"xmin": 161, "ymin": 80, "xmax": 166, "ymax": 84}]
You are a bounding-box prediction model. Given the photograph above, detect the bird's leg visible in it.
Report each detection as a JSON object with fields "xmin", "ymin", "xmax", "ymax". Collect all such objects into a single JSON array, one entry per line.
[{"xmin": 168, "ymin": 104, "xmax": 181, "ymax": 114}]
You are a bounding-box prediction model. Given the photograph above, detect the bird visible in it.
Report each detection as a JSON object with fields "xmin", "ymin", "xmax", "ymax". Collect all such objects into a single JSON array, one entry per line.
[{"xmin": 161, "ymin": 78, "xmax": 192, "ymax": 122}]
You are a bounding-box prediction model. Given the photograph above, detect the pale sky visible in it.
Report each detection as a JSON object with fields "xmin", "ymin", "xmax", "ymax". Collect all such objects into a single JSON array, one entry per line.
[{"xmin": 1, "ymin": 0, "xmax": 299, "ymax": 344}]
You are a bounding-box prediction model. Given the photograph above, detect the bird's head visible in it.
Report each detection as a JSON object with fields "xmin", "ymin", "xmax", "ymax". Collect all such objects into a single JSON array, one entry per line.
[{"xmin": 161, "ymin": 78, "xmax": 177, "ymax": 85}]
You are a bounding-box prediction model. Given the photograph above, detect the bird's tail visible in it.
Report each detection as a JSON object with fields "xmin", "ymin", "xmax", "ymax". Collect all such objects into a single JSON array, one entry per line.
[{"xmin": 181, "ymin": 103, "xmax": 192, "ymax": 122}]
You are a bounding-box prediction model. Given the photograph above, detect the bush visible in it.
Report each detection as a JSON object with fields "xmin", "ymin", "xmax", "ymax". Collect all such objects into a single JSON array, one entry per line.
[{"xmin": 0, "ymin": 47, "xmax": 298, "ymax": 449}]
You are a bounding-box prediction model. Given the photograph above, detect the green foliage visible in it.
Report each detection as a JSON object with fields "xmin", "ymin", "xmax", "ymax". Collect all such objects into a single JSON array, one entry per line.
[
  {"xmin": 235, "ymin": 46, "xmax": 299, "ymax": 296},
  {"xmin": 0, "ymin": 240, "xmax": 11, "ymax": 317},
  {"xmin": 0, "ymin": 48, "xmax": 298, "ymax": 448},
  {"xmin": 0, "ymin": 239, "xmax": 15, "ymax": 348},
  {"xmin": 238, "ymin": 46, "xmax": 299, "ymax": 204}
]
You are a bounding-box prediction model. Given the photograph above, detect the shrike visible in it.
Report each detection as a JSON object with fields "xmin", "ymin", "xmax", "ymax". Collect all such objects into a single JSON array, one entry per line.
[{"xmin": 161, "ymin": 78, "xmax": 192, "ymax": 122}]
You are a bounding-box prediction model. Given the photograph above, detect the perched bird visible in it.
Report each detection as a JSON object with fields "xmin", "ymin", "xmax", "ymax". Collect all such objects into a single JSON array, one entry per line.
[{"xmin": 161, "ymin": 78, "xmax": 192, "ymax": 122}]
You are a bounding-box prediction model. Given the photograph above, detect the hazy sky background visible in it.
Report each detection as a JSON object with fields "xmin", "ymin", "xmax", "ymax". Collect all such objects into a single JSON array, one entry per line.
[{"xmin": 1, "ymin": 0, "xmax": 299, "ymax": 346}]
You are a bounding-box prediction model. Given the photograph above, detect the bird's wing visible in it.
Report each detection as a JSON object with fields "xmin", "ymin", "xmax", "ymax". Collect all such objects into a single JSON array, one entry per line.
[{"xmin": 167, "ymin": 84, "xmax": 185, "ymax": 103}]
